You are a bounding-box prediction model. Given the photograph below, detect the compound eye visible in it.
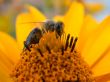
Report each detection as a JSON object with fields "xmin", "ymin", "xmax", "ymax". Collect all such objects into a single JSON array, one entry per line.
[
  {"xmin": 44, "ymin": 20, "xmax": 55, "ymax": 31},
  {"xmin": 58, "ymin": 21, "xmax": 64, "ymax": 26},
  {"xmin": 55, "ymin": 21, "xmax": 64, "ymax": 29}
]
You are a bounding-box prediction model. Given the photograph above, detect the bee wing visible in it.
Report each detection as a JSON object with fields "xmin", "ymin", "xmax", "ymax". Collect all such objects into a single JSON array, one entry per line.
[{"xmin": 16, "ymin": 4, "xmax": 46, "ymax": 49}]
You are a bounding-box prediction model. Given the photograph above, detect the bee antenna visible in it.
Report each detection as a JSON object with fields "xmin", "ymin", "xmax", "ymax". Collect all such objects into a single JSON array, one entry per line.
[{"xmin": 19, "ymin": 22, "xmax": 45, "ymax": 24}]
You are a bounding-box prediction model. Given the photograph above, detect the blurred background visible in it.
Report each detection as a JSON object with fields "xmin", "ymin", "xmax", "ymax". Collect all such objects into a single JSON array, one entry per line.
[{"xmin": 0, "ymin": 0, "xmax": 110, "ymax": 38}]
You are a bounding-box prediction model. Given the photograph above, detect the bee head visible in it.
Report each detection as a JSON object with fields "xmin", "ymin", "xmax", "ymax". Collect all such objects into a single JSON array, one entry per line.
[
  {"xmin": 43, "ymin": 20, "xmax": 55, "ymax": 32},
  {"xmin": 55, "ymin": 21, "xmax": 64, "ymax": 36}
]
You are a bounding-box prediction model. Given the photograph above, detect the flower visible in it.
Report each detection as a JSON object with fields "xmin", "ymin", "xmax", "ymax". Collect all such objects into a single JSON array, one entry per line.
[{"xmin": 0, "ymin": 1, "xmax": 110, "ymax": 82}]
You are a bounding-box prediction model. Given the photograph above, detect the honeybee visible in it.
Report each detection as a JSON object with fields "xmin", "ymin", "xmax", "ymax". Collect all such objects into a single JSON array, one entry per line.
[
  {"xmin": 24, "ymin": 28, "xmax": 43, "ymax": 51},
  {"xmin": 23, "ymin": 20, "xmax": 64, "ymax": 50}
]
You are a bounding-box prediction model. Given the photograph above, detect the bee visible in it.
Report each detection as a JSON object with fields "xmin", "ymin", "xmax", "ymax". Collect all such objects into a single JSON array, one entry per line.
[
  {"xmin": 23, "ymin": 20, "xmax": 64, "ymax": 51},
  {"xmin": 24, "ymin": 28, "xmax": 43, "ymax": 51}
]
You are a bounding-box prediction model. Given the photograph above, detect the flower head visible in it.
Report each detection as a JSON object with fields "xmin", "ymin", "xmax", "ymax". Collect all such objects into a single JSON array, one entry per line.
[{"xmin": 11, "ymin": 32, "xmax": 94, "ymax": 81}]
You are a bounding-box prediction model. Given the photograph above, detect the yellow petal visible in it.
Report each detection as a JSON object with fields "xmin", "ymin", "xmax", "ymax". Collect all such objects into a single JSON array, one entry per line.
[
  {"xmin": 16, "ymin": 5, "xmax": 46, "ymax": 49},
  {"xmin": 63, "ymin": 1, "xmax": 84, "ymax": 37},
  {"xmin": 86, "ymin": 3, "xmax": 104, "ymax": 13},
  {"xmin": 25, "ymin": 4, "xmax": 46, "ymax": 21},
  {"xmin": 0, "ymin": 32, "xmax": 20, "ymax": 63},
  {"xmin": 0, "ymin": 50, "xmax": 13, "ymax": 82},
  {"xmin": 95, "ymin": 73, "xmax": 110, "ymax": 82},
  {"xmin": 0, "ymin": 33, "xmax": 20, "ymax": 82},
  {"xmin": 0, "ymin": 49, "xmax": 13, "ymax": 72},
  {"xmin": 92, "ymin": 47, "xmax": 110, "ymax": 76},
  {"xmin": 0, "ymin": 67, "xmax": 13, "ymax": 82},
  {"xmin": 53, "ymin": 15, "xmax": 64, "ymax": 22},
  {"xmin": 77, "ymin": 15, "xmax": 98, "ymax": 52},
  {"xmin": 82, "ymin": 16, "xmax": 110, "ymax": 66}
]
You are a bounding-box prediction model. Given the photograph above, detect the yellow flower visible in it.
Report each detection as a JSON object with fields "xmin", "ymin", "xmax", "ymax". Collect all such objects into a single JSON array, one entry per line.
[{"xmin": 0, "ymin": 1, "xmax": 110, "ymax": 82}]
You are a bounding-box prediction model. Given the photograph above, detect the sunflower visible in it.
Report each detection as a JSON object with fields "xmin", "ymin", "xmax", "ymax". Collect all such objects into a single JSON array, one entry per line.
[{"xmin": 0, "ymin": 1, "xmax": 110, "ymax": 82}]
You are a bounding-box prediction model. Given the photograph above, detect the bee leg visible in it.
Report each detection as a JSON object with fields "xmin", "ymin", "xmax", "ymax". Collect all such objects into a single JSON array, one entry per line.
[
  {"xmin": 24, "ymin": 41, "xmax": 31, "ymax": 51},
  {"xmin": 55, "ymin": 31, "xmax": 61, "ymax": 39},
  {"xmin": 45, "ymin": 45, "xmax": 51, "ymax": 54}
]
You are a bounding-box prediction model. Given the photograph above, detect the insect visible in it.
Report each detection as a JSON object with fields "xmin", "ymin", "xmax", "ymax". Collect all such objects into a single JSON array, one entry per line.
[
  {"xmin": 23, "ymin": 20, "xmax": 64, "ymax": 51},
  {"xmin": 24, "ymin": 28, "xmax": 43, "ymax": 51}
]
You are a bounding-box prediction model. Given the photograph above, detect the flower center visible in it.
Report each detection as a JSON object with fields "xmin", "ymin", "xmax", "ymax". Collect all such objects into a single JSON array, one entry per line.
[{"xmin": 10, "ymin": 32, "xmax": 94, "ymax": 82}]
